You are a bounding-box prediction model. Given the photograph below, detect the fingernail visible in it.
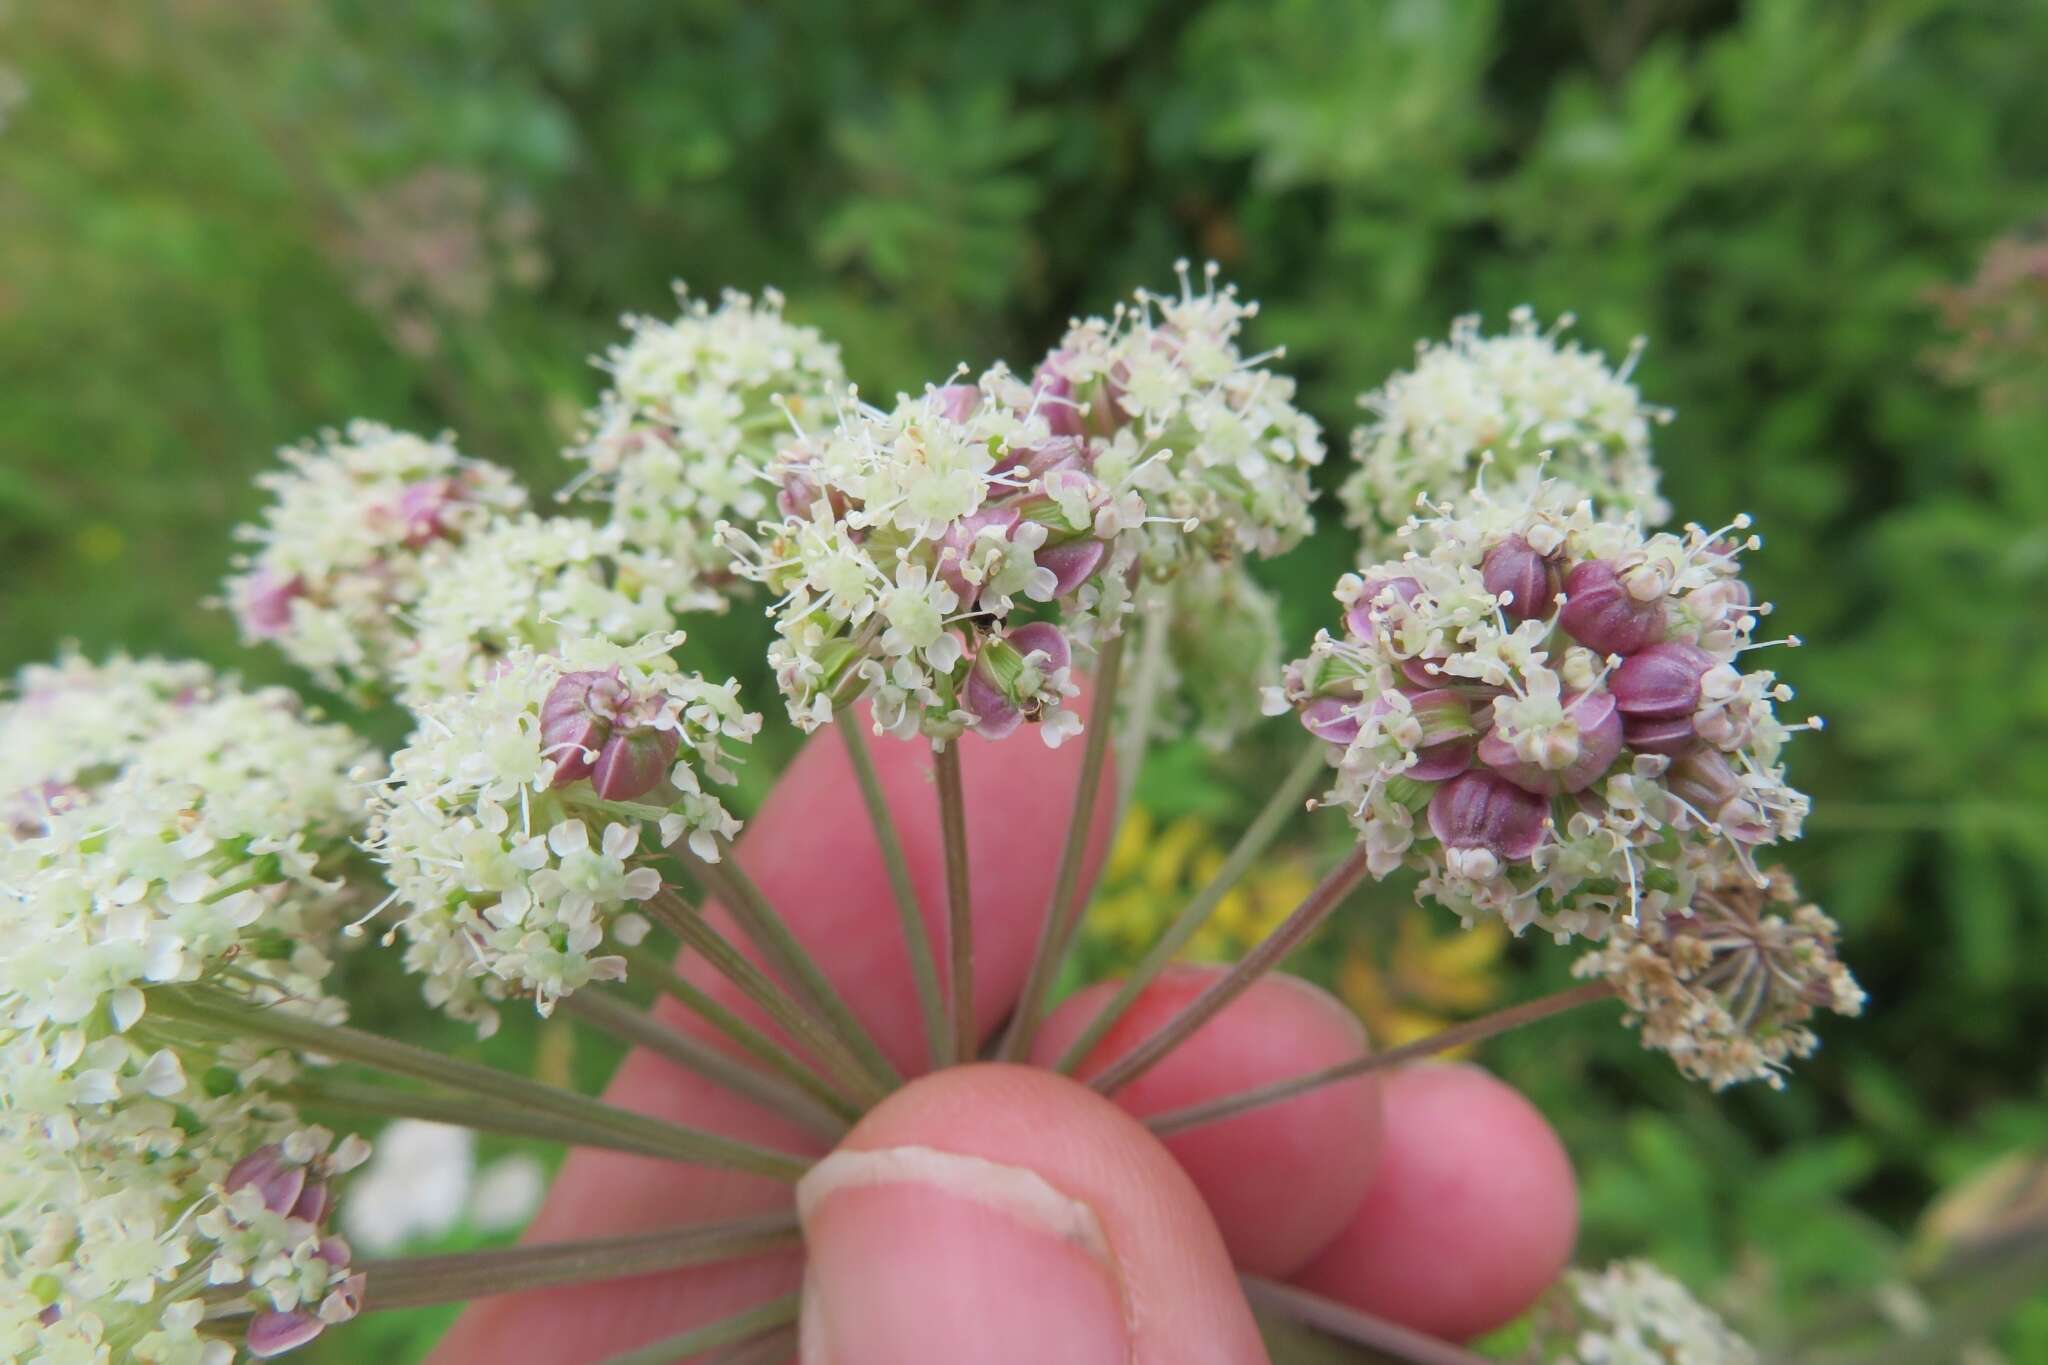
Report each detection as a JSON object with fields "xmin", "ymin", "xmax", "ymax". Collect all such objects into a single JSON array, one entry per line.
[{"xmin": 797, "ymin": 1145, "xmax": 1132, "ymax": 1364}]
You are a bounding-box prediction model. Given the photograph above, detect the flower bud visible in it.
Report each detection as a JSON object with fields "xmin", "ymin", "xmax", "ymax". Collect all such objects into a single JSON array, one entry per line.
[
  {"xmin": 1686, "ymin": 577, "xmax": 1753, "ymax": 633},
  {"xmin": 776, "ymin": 464, "xmax": 822, "ymax": 520},
  {"xmin": 964, "ymin": 662, "xmax": 1023, "ymax": 740},
  {"xmin": 1612, "ymin": 642, "xmax": 1715, "ymax": 717},
  {"xmin": 1482, "ymin": 536, "xmax": 1558, "ymax": 625},
  {"xmin": 292, "ymin": 1181, "xmax": 331, "ymax": 1224},
  {"xmin": 1035, "ymin": 537, "xmax": 1107, "ymax": 598},
  {"xmin": 1427, "ymin": 769, "xmax": 1549, "ymax": 862},
  {"xmin": 1032, "ymin": 348, "xmax": 1126, "ymax": 438},
  {"xmin": 590, "ymin": 725, "xmax": 681, "ymax": 803},
  {"xmin": 1031, "ymin": 351, "xmax": 1085, "ymax": 437},
  {"xmin": 1478, "ymin": 690, "xmax": 1624, "ymax": 795},
  {"xmin": 1559, "ymin": 560, "xmax": 1666, "ymax": 655}
]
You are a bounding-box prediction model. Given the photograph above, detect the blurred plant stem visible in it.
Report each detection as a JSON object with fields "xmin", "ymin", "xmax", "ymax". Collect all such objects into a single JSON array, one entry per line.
[{"xmin": 999, "ymin": 631, "xmax": 1125, "ymax": 1060}]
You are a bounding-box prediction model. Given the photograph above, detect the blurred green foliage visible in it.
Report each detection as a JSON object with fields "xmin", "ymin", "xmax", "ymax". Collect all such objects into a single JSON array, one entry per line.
[{"xmin": 4, "ymin": 0, "xmax": 2046, "ymax": 1357}]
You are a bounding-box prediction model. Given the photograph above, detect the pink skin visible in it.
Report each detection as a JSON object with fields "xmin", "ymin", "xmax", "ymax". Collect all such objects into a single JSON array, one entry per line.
[
  {"xmin": 1034, "ymin": 968, "xmax": 1384, "ymax": 1278},
  {"xmin": 1294, "ymin": 1064, "xmax": 1578, "ymax": 1343},
  {"xmin": 434, "ymin": 683, "xmax": 1576, "ymax": 1364}
]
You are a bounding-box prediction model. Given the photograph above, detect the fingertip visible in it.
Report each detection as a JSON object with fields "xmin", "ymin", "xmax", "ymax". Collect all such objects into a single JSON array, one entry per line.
[
  {"xmin": 1290, "ymin": 1062, "xmax": 1577, "ymax": 1343},
  {"xmin": 800, "ymin": 1064, "xmax": 1265, "ymax": 1365},
  {"xmin": 1036, "ymin": 967, "xmax": 1384, "ymax": 1277}
]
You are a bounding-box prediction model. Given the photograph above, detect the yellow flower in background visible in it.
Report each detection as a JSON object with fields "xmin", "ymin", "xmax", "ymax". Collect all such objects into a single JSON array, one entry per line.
[
  {"xmin": 1081, "ymin": 807, "xmax": 1507, "ymax": 1058},
  {"xmin": 1082, "ymin": 807, "xmax": 1318, "ymax": 966},
  {"xmin": 1338, "ymin": 909, "xmax": 1510, "ymax": 1053}
]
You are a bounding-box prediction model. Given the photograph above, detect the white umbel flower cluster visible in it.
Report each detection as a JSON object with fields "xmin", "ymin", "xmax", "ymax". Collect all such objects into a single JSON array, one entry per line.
[
  {"xmin": 225, "ymin": 422, "xmax": 527, "ymax": 696},
  {"xmin": 1269, "ymin": 478, "xmax": 1813, "ymax": 940},
  {"xmin": 1131, "ymin": 559, "xmax": 1285, "ymax": 751},
  {"xmin": 1341, "ymin": 309, "xmax": 1671, "ymax": 560},
  {"xmin": 0, "ymin": 657, "xmax": 378, "ymax": 1361},
  {"xmin": 726, "ymin": 376, "xmax": 1122, "ymax": 744},
  {"xmin": 0, "ymin": 653, "xmax": 214, "ymax": 837},
  {"xmin": 390, "ymin": 513, "xmax": 713, "ymax": 707},
  {"xmin": 1574, "ymin": 864, "xmax": 1864, "ymax": 1090},
  {"xmin": 368, "ymin": 638, "xmax": 758, "ymax": 1033},
  {"xmin": 1034, "ymin": 260, "xmax": 1325, "ymax": 574},
  {"xmin": 567, "ymin": 286, "xmax": 846, "ymax": 605},
  {"xmin": 1535, "ymin": 1260, "xmax": 1757, "ymax": 1364},
  {"xmin": 726, "ymin": 264, "xmax": 1322, "ymax": 747}
]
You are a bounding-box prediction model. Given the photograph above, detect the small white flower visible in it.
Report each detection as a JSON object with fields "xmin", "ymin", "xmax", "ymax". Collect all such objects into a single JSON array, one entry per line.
[
  {"xmin": 567, "ymin": 286, "xmax": 845, "ymax": 605},
  {"xmin": 1342, "ymin": 308, "xmax": 1672, "ymax": 560}
]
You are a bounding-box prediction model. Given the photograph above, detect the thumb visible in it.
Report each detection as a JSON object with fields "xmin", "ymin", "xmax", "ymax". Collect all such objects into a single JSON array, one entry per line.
[{"xmin": 796, "ymin": 1064, "xmax": 1268, "ymax": 1365}]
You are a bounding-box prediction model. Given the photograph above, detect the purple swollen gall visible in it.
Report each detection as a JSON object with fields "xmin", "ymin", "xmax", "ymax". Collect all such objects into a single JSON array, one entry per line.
[
  {"xmin": 1036, "ymin": 537, "xmax": 1108, "ymax": 598},
  {"xmin": 1612, "ymin": 642, "xmax": 1716, "ymax": 717},
  {"xmin": 965, "ymin": 621, "xmax": 1072, "ymax": 740},
  {"xmin": 1558, "ymin": 559, "xmax": 1666, "ymax": 655},
  {"xmin": 1482, "ymin": 536, "xmax": 1558, "ymax": 625},
  {"xmin": 1428, "ymin": 769, "xmax": 1549, "ymax": 864},
  {"xmin": 541, "ymin": 668, "xmax": 679, "ymax": 802},
  {"xmin": 1477, "ymin": 689, "xmax": 1625, "ymax": 796}
]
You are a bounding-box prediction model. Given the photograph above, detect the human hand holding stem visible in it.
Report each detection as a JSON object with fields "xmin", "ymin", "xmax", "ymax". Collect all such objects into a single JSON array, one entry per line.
[{"xmin": 429, "ymin": 683, "xmax": 1584, "ymax": 1364}]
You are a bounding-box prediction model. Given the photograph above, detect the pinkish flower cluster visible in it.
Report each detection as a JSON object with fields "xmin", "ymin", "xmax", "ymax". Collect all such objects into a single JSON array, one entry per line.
[
  {"xmin": 225, "ymin": 421, "xmax": 526, "ymax": 696},
  {"xmin": 566, "ymin": 286, "xmax": 846, "ymax": 606},
  {"xmin": 1269, "ymin": 479, "xmax": 1816, "ymax": 939},
  {"xmin": 724, "ymin": 264, "xmax": 1321, "ymax": 747},
  {"xmin": 200, "ymin": 1138, "xmax": 371, "ymax": 1358},
  {"xmin": 723, "ymin": 376, "xmax": 1129, "ymax": 744}
]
